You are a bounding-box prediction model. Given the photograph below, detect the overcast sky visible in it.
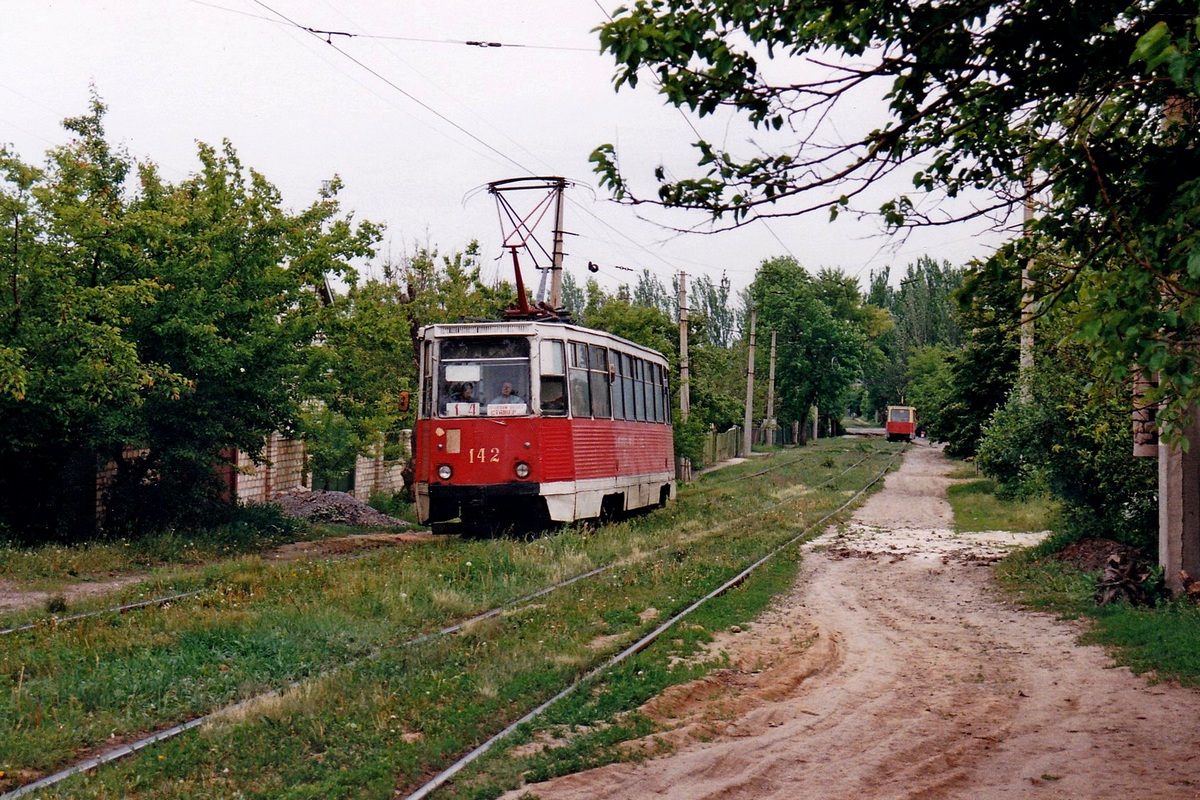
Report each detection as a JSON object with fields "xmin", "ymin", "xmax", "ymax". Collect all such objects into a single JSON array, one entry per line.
[{"xmin": 3, "ymin": 1, "xmax": 1012, "ymax": 297}]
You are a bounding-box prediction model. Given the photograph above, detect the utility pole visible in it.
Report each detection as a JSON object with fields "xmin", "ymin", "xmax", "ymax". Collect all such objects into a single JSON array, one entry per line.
[
  {"xmin": 679, "ymin": 272, "xmax": 690, "ymax": 422},
  {"xmin": 742, "ymin": 307, "xmax": 757, "ymax": 458},
  {"xmin": 765, "ymin": 330, "xmax": 777, "ymax": 445},
  {"xmin": 1020, "ymin": 167, "xmax": 1035, "ymax": 401},
  {"xmin": 549, "ymin": 178, "xmax": 567, "ymax": 309}
]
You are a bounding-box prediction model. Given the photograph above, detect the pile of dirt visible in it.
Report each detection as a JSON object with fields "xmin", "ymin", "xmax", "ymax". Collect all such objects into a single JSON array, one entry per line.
[
  {"xmin": 273, "ymin": 490, "xmax": 410, "ymax": 528},
  {"xmin": 1053, "ymin": 537, "xmax": 1145, "ymax": 573}
]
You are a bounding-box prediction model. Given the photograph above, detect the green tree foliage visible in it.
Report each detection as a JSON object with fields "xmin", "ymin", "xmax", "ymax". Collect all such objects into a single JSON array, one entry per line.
[
  {"xmin": 0, "ymin": 99, "xmax": 380, "ymax": 540},
  {"xmin": 860, "ymin": 257, "xmax": 963, "ymax": 413},
  {"xmin": 593, "ymin": 0, "xmax": 1200, "ymax": 437},
  {"xmin": 903, "ymin": 345, "xmax": 954, "ymax": 437},
  {"xmin": 976, "ymin": 319, "xmax": 1158, "ymax": 548},
  {"xmin": 300, "ymin": 244, "xmax": 511, "ymax": 481},
  {"xmin": 928, "ymin": 260, "xmax": 1021, "ymax": 456},
  {"xmin": 750, "ymin": 257, "xmax": 866, "ymax": 431}
]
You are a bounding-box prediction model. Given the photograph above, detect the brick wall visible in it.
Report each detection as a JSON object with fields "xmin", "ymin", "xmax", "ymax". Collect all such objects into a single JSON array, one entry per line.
[{"xmin": 235, "ymin": 432, "xmax": 309, "ymax": 503}]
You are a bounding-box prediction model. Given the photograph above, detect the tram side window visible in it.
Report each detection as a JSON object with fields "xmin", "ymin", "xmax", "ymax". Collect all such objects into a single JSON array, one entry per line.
[
  {"xmin": 661, "ymin": 365, "xmax": 672, "ymax": 423},
  {"xmin": 612, "ymin": 352, "xmax": 626, "ymax": 420},
  {"xmin": 628, "ymin": 358, "xmax": 642, "ymax": 421},
  {"xmin": 621, "ymin": 353, "xmax": 635, "ymax": 421},
  {"xmin": 589, "ymin": 345, "xmax": 611, "ymax": 418},
  {"xmin": 569, "ymin": 342, "xmax": 591, "ymax": 417},
  {"xmin": 652, "ymin": 363, "xmax": 664, "ymax": 422},
  {"xmin": 540, "ymin": 339, "xmax": 567, "ymax": 415}
]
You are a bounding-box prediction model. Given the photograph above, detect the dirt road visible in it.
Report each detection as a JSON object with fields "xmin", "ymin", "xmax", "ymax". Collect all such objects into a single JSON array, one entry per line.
[{"xmin": 508, "ymin": 445, "xmax": 1200, "ymax": 799}]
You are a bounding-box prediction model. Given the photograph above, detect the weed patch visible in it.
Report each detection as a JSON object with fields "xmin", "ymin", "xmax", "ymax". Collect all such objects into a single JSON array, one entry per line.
[{"xmin": 947, "ymin": 479, "xmax": 1058, "ymax": 533}]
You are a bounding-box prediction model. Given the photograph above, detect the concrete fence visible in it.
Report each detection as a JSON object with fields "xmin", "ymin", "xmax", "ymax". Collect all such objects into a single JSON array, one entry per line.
[{"xmin": 95, "ymin": 432, "xmax": 413, "ymax": 524}]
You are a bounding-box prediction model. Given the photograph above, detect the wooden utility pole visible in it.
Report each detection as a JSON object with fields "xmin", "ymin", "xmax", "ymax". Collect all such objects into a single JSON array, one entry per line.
[
  {"xmin": 765, "ymin": 331, "xmax": 777, "ymax": 444},
  {"xmin": 679, "ymin": 272, "xmax": 690, "ymax": 422},
  {"xmin": 743, "ymin": 307, "xmax": 757, "ymax": 457}
]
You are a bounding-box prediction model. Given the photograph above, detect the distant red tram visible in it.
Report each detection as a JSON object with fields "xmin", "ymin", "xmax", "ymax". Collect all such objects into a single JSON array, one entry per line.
[
  {"xmin": 413, "ymin": 320, "xmax": 676, "ymax": 532},
  {"xmin": 885, "ymin": 405, "xmax": 917, "ymax": 442}
]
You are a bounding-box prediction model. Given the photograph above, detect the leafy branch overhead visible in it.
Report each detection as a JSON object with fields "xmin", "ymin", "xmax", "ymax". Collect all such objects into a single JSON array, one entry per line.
[{"xmin": 593, "ymin": 0, "xmax": 1200, "ymax": 439}]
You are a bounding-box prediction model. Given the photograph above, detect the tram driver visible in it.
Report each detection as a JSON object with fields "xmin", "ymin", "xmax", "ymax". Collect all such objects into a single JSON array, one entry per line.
[{"xmin": 489, "ymin": 381, "xmax": 524, "ymax": 405}]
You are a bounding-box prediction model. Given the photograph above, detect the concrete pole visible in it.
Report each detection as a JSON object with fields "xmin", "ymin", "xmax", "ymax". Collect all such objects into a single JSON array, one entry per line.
[
  {"xmin": 765, "ymin": 331, "xmax": 777, "ymax": 444},
  {"xmin": 549, "ymin": 178, "xmax": 566, "ymax": 309},
  {"xmin": 1161, "ymin": 414, "xmax": 1200, "ymax": 593},
  {"xmin": 679, "ymin": 272, "xmax": 690, "ymax": 422},
  {"xmin": 1020, "ymin": 169, "xmax": 1035, "ymax": 401},
  {"xmin": 742, "ymin": 307, "xmax": 757, "ymax": 457}
]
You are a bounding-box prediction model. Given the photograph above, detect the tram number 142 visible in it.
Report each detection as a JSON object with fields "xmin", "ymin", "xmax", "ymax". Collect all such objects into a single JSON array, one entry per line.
[{"xmin": 469, "ymin": 447, "xmax": 501, "ymax": 464}]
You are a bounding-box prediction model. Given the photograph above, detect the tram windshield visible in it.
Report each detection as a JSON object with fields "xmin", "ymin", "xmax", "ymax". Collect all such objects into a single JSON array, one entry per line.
[
  {"xmin": 889, "ymin": 407, "xmax": 912, "ymax": 423},
  {"xmin": 438, "ymin": 337, "xmax": 531, "ymax": 417}
]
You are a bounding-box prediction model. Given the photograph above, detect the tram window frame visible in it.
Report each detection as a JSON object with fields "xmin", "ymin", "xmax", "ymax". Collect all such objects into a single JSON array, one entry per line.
[
  {"xmin": 621, "ymin": 354, "xmax": 635, "ymax": 421},
  {"xmin": 569, "ymin": 342, "xmax": 591, "ymax": 417},
  {"xmin": 629, "ymin": 358, "xmax": 643, "ymax": 421},
  {"xmin": 420, "ymin": 340, "xmax": 433, "ymax": 417},
  {"xmin": 612, "ymin": 352, "xmax": 626, "ymax": 420},
  {"xmin": 539, "ymin": 339, "xmax": 567, "ymax": 416},
  {"xmin": 588, "ymin": 345, "xmax": 611, "ymax": 418},
  {"xmin": 650, "ymin": 363, "xmax": 663, "ymax": 422}
]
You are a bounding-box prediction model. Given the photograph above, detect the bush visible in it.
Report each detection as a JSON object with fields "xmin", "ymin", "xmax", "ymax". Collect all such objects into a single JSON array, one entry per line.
[
  {"xmin": 672, "ymin": 416, "xmax": 709, "ymax": 468},
  {"xmin": 976, "ymin": 383, "xmax": 1156, "ymax": 550}
]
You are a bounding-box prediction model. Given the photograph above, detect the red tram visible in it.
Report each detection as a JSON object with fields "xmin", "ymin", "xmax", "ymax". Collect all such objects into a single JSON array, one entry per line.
[
  {"xmin": 885, "ymin": 405, "xmax": 917, "ymax": 442},
  {"xmin": 413, "ymin": 320, "xmax": 676, "ymax": 532}
]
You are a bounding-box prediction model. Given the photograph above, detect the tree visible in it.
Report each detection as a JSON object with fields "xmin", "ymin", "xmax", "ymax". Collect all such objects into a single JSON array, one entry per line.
[
  {"xmin": 860, "ymin": 257, "xmax": 963, "ymax": 412},
  {"xmin": 300, "ymin": 243, "xmax": 513, "ymax": 483},
  {"xmin": 0, "ymin": 98, "xmax": 381, "ymax": 539},
  {"xmin": 976, "ymin": 315, "xmax": 1157, "ymax": 547},
  {"xmin": 750, "ymin": 256, "xmax": 865, "ymax": 431},
  {"xmin": 593, "ymin": 1, "xmax": 1200, "ymax": 436}
]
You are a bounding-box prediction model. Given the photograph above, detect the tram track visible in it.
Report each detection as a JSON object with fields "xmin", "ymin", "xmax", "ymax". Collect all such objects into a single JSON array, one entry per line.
[
  {"xmin": 0, "ymin": 444, "xmax": 900, "ymax": 799},
  {"xmin": 0, "ymin": 447, "xmax": 887, "ymax": 640},
  {"xmin": 403, "ymin": 447, "xmax": 902, "ymax": 800}
]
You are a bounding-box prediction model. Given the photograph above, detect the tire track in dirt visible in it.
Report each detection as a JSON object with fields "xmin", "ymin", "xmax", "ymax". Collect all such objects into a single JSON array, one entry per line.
[{"xmin": 505, "ymin": 445, "xmax": 1200, "ymax": 800}]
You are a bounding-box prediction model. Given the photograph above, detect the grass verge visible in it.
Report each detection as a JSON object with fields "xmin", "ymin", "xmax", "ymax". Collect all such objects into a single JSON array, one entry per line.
[
  {"xmin": 949, "ymin": 479, "xmax": 1200, "ymax": 689},
  {"xmin": 946, "ymin": 478, "xmax": 1058, "ymax": 533}
]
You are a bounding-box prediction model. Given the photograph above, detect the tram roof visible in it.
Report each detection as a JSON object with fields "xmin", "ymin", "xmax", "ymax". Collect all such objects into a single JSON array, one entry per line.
[{"xmin": 420, "ymin": 320, "xmax": 668, "ymax": 363}]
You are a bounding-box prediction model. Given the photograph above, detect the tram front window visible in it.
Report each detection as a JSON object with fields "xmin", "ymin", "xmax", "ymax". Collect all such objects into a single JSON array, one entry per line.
[{"xmin": 438, "ymin": 337, "xmax": 531, "ymax": 417}]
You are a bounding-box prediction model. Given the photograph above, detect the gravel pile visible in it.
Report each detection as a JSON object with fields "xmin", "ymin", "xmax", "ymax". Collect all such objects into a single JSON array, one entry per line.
[{"xmin": 274, "ymin": 490, "xmax": 410, "ymax": 528}]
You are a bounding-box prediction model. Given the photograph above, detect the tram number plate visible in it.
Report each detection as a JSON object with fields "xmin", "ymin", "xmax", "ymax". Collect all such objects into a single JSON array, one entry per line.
[{"xmin": 469, "ymin": 447, "xmax": 500, "ymax": 464}]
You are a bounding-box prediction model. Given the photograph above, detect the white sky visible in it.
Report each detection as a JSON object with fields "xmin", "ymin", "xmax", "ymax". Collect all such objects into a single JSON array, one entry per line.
[{"xmin": 2, "ymin": 0, "xmax": 1012, "ymax": 297}]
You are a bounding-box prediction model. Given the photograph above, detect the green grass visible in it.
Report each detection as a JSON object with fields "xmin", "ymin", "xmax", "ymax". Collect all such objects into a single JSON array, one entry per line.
[
  {"xmin": 0, "ymin": 439, "xmax": 904, "ymax": 798},
  {"xmin": 946, "ymin": 478, "xmax": 1058, "ymax": 533}
]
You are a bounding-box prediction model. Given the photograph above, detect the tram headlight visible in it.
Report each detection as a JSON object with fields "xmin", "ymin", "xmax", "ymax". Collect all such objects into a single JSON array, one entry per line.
[
  {"xmin": 514, "ymin": 462, "xmax": 530, "ymax": 479},
  {"xmin": 437, "ymin": 464, "xmax": 453, "ymax": 480}
]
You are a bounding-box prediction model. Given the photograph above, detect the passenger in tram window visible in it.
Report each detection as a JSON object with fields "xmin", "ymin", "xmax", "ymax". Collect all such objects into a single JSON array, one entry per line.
[
  {"xmin": 451, "ymin": 383, "xmax": 476, "ymax": 403},
  {"xmin": 541, "ymin": 380, "xmax": 566, "ymax": 414},
  {"xmin": 489, "ymin": 381, "xmax": 524, "ymax": 405}
]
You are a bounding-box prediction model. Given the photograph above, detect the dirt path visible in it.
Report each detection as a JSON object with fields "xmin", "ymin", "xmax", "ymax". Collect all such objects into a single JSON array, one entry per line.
[{"xmin": 507, "ymin": 445, "xmax": 1200, "ymax": 799}]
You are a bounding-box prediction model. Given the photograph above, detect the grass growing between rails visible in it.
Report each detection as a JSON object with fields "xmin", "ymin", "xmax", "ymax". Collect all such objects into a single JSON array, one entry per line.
[
  {"xmin": 946, "ymin": 478, "xmax": 1058, "ymax": 534},
  {"xmin": 947, "ymin": 476, "xmax": 1200, "ymax": 689},
  {"xmin": 0, "ymin": 439, "xmax": 903, "ymax": 798}
]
